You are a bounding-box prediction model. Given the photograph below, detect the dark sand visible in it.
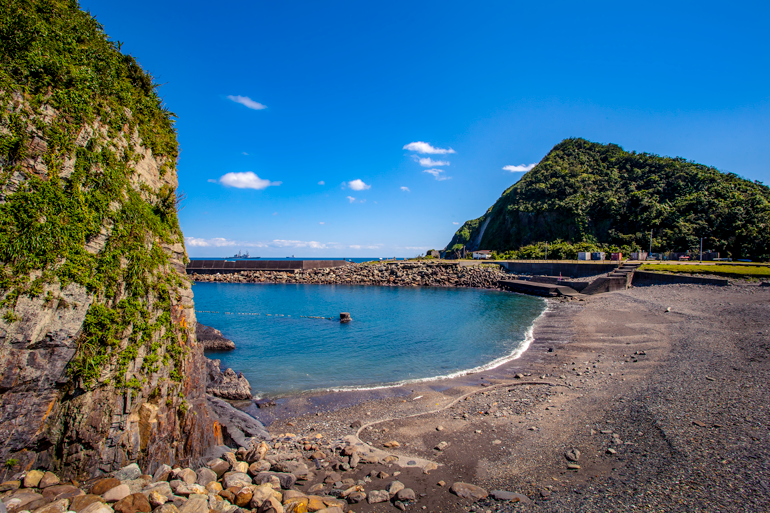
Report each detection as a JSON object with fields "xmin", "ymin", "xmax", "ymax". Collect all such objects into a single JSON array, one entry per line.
[{"xmin": 248, "ymin": 283, "xmax": 770, "ymax": 512}]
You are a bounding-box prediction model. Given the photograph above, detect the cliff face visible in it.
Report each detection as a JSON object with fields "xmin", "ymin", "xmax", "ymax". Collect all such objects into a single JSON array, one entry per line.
[
  {"xmin": 447, "ymin": 138, "xmax": 770, "ymax": 259},
  {"xmin": 0, "ymin": 1, "xmax": 220, "ymax": 475}
]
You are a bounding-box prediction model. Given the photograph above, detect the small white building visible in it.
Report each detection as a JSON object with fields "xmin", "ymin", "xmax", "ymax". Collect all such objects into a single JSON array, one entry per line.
[
  {"xmin": 473, "ymin": 250, "xmax": 492, "ymax": 260},
  {"xmin": 578, "ymin": 252, "xmax": 592, "ymax": 261}
]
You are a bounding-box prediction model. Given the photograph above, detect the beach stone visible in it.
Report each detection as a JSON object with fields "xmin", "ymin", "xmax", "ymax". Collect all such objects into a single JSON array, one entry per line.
[
  {"xmin": 248, "ymin": 484, "xmax": 278, "ymax": 509},
  {"xmin": 232, "ymin": 462, "xmax": 249, "ymax": 474},
  {"xmin": 347, "ymin": 492, "xmax": 366, "ymax": 504},
  {"xmin": 155, "ymin": 504, "xmax": 179, "ymax": 513},
  {"xmin": 387, "ymin": 481, "xmax": 404, "ymax": 497},
  {"xmin": 177, "ymin": 498, "xmax": 208, "ymax": 513},
  {"xmin": 90, "ymin": 480, "xmax": 121, "ymax": 497},
  {"xmin": 78, "ymin": 503, "xmax": 114, "ymax": 513},
  {"xmin": 38, "ymin": 473, "xmax": 60, "ymax": 489},
  {"xmin": 234, "ymin": 488, "xmax": 252, "ymax": 508},
  {"xmin": 5, "ymin": 490, "xmax": 43, "ymax": 509},
  {"xmin": 349, "ymin": 453, "xmax": 360, "ymax": 468},
  {"xmin": 490, "ymin": 490, "xmax": 529, "ymax": 503},
  {"xmin": 306, "ymin": 496, "xmax": 326, "ymax": 511},
  {"xmin": 0, "ymin": 481, "xmax": 21, "ymax": 492},
  {"xmin": 207, "ymin": 459, "xmax": 230, "ymax": 478},
  {"xmin": 142, "ymin": 482, "xmax": 172, "ymax": 498},
  {"xmin": 103, "ymin": 485, "xmax": 131, "ymax": 503},
  {"xmin": 257, "ymin": 496, "xmax": 282, "ymax": 513},
  {"xmin": 114, "ymin": 465, "xmax": 142, "ymax": 483},
  {"xmin": 281, "ymin": 491, "xmax": 306, "ymax": 503},
  {"xmin": 350, "ymin": 420, "xmax": 362, "ymax": 429},
  {"xmin": 256, "ymin": 473, "xmax": 295, "ymax": 490},
  {"xmin": 42, "ymin": 485, "xmax": 83, "ymax": 502},
  {"xmin": 194, "ymin": 469, "xmax": 216, "ymax": 488},
  {"xmin": 396, "ymin": 488, "xmax": 415, "ymax": 501},
  {"xmin": 122, "ymin": 479, "xmax": 150, "ymax": 495},
  {"xmin": 245, "ymin": 442, "xmax": 270, "ymax": 463},
  {"xmin": 113, "ymin": 493, "xmax": 151, "ymax": 513},
  {"xmin": 323, "ymin": 472, "xmax": 340, "ymax": 485},
  {"xmin": 383, "ymin": 441, "xmax": 399, "ymax": 448},
  {"xmin": 31, "ymin": 498, "xmax": 69, "ymax": 513},
  {"xmin": 70, "ymin": 495, "xmax": 104, "ymax": 512},
  {"xmin": 307, "ymin": 484, "xmax": 325, "ymax": 495},
  {"xmin": 249, "ymin": 461, "xmax": 271, "ymax": 476},
  {"xmin": 566, "ymin": 463, "xmax": 581, "ymax": 470},
  {"xmin": 366, "ymin": 490, "xmax": 389, "ymax": 504},
  {"xmin": 272, "ymin": 461, "xmax": 307, "ymax": 479},
  {"xmin": 222, "ymin": 473, "xmax": 252, "ymax": 490},
  {"xmin": 223, "ymin": 453, "xmax": 238, "ymax": 469},
  {"xmin": 153, "ymin": 465, "xmax": 172, "ymax": 483},
  {"xmin": 434, "ymin": 441, "xmax": 449, "ymax": 451},
  {"xmin": 205, "ymin": 482, "xmax": 223, "ymax": 494},
  {"xmin": 147, "ymin": 492, "xmax": 166, "ymax": 508},
  {"xmin": 174, "ymin": 470, "xmax": 196, "ymax": 486},
  {"xmin": 565, "ymin": 449, "xmax": 580, "ymax": 462},
  {"xmin": 450, "ymin": 482, "xmax": 488, "ymax": 501},
  {"xmin": 315, "ymin": 508, "xmax": 342, "ymax": 513},
  {"xmin": 23, "ymin": 471, "xmax": 45, "ymax": 489}
]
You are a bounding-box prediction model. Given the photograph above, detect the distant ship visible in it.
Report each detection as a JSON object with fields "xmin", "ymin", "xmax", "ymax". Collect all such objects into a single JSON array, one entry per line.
[{"xmin": 230, "ymin": 250, "xmax": 260, "ymax": 259}]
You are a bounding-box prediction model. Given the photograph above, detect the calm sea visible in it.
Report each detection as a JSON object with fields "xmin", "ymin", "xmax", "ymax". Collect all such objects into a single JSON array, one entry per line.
[{"xmin": 192, "ymin": 283, "xmax": 546, "ymax": 398}]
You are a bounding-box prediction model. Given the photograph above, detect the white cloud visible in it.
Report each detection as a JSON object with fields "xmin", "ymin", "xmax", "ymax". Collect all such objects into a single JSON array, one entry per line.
[
  {"xmin": 423, "ymin": 168, "xmax": 451, "ymax": 181},
  {"xmin": 403, "ymin": 141, "xmax": 456, "ymax": 154},
  {"xmin": 346, "ymin": 196, "xmax": 356, "ymax": 203},
  {"xmin": 400, "ymin": 186, "xmax": 410, "ymax": 192},
  {"xmin": 242, "ymin": 152, "xmax": 249, "ymax": 155},
  {"xmin": 318, "ymin": 180, "xmax": 325, "ymax": 185},
  {"xmin": 319, "ymin": 222, "xmax": 325, "ymax": 225},
  {"xmin": 207, "ymin": 179, "xmax": 217, "ymax": 183},
  {"xmin": 227, "ymin": 95, "xmax": 267, "ymax": 110},
  {"xmin": 414, "ymin": 156, "xmax": 450, "ymax": 167},
  {"xmin": 185, "ymin": 237, "xmax": 331, "ymax": 250},
  {"xmin": 503, "ymin": 163, "xmax": 537, "ymax": 172},
  {"xmin": 219, "ymin": 171, "xmax": 281, "ymax": 190},
  {"xmin": 453, "ymin": 222, "xmax": 459, "ymax": 225},
  {"xmin": 273, "ymin": 212, "xmax": 278, "ymax": 216},
  {"xmin": 347, "ymin": 179, "xmax": 371, "ymax": 191}
]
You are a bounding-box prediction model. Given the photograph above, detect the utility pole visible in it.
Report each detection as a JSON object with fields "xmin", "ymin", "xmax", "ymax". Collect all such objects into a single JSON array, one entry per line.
[
  {"xmin": 545, "ymin": 242, "xmax": 548, "ymax": 261},
  {"xmin": 700, "ymin": 237, "xmax": 703, "ymax": 262},
  {"xmin": 649, "ymin": 230, "xmax": 653, "ymax": 260}
]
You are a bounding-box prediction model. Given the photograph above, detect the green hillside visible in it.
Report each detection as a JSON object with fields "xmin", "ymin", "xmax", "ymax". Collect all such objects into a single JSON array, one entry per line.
[{"xmin": 447, "ymin": 138, "xmax": 770, "ymax": 260}]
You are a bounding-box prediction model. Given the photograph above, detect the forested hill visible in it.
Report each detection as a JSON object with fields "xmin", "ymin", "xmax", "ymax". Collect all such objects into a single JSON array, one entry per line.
[{"xmin": 447, "ymin": 138, "xmax": 770, "ymax": 260}]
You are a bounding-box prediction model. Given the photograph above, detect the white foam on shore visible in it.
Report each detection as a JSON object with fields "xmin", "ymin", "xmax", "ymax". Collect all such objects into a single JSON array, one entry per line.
[{"xmin": 313, "ymin": 298, "xmax": 552, "ymax": 395}]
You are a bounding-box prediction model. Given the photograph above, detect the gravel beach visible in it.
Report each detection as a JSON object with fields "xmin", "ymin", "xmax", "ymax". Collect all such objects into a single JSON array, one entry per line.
[{"xmin": 257, "ymin": 282, "xmax": 770, "ymax": 512}]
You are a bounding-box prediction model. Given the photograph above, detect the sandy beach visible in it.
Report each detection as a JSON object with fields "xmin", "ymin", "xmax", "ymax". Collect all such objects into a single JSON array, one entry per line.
[{"xmin": 245, "ymin": 282, "xmax": 770, "ymax": 512}]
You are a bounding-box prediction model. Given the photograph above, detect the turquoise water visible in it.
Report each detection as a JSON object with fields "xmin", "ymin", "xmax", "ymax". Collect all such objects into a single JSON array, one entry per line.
[{"xmin": 192, "ymin": 283, "xmax": 546, "ymax": 397}]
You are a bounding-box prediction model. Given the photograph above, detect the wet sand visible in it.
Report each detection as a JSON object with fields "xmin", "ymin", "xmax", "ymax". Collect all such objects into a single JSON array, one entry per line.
[{"xmin": 244, "ymin": 283, "xmax": 770, "ymax": 512}]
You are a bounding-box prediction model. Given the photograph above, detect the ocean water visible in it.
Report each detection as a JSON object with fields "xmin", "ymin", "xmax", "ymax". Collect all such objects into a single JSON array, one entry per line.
[{"xmin": 192, "ymin": 283, "xmax": 546, "ymax": 397}]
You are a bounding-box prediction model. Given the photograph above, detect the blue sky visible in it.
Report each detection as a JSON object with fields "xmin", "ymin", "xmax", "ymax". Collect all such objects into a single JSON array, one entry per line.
[{"xmin": 80, "ymin": 1, "xmax": 770, "ymax": 257}]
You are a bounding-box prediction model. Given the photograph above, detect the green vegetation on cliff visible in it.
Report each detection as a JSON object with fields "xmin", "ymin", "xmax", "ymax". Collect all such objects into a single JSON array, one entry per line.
[
  {"xmin": 448, "ymin": 138, "xmax": 770, "ymax": 260},
  {"xmin": 0, "ymin": 0, "xmax": 188, "ymax": 389}
]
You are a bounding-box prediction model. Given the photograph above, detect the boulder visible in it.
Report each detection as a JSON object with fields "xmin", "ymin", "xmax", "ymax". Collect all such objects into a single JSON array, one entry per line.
[
  {"xmin": 31, "ymin": 498, "xmax": 69, "ymax": 513},
  {"xmin": 155, "ymin": 504, "xmax": 179, "ymax": 513},
  {"xmin": 23, "ymin": 471, "xmax": 45, "ymax": 489},
  {"xmin": 102, "ymin": 485, "xmax": 131, "ymax": 503},
  {"xmin": 195, "ymin": 468, "xmax": 217, "ymax": 487},
  {"xmin": 206, "ymin": 360, "xmax": 252, "ymax": 400},
  {"xmin": 152, "ymin": 465, "xmax": 172, "ymax": 483},
  {"xmin": 196, "ymin": 324, "xmax": 236, "ymax": 351},
  {"xmin": 90, "ymin": 480, "xmax": 121, "ymax": 496},
  {"xmin": 141, "ymin": 482, "xmax": 172, "ymax": 498},
  {"xmin": 396, "ymin": 489, "xmax": 415, "ymax": 501},
  {"xmin": 70, "ymin": 495, "xmax": 104, "ymax": 512},
  {"xmin": 78, "ymin": 503, "xmax": 114, "ymax": 513},
  {"xmin": 450, "ymin": 482, "xmax": 488, "ymax": 501},
  {"xmin": 147, "ymin": 491, "xmax": 167, "ymax": 508},
  {"xmin": 366, "ymin": 490, "xmax": 389, "ymax": 504},
  {"xmin": 206, "ymin": 459, "xmax": 230, "ymax": 478},
  {"xmin": 177, "ymin": 498, "xmax": 208, "ymax": 513},
  {"xmin": 42, "ymin": 485, "xmax": 83, "ymax": 502},
  {"xmin": 38, "ymin": 473, "xmax": 60, "ymax": 489},
  {"xmin": 222, "ymin": 473, "xmax": 252, "ymax": 489},
  {"xmin": 114, "ymin": 464, "xmax": 142, "ymax": 482},
  {"xmin": 490, "ymin": 490, "xmax": 530, "ymax": 503},
  {"xmin": 387, "ymin": 481, "xmax": 404, "ymax": 497},
  {"xmin": 248, "ymin": 461, "xmax": 271, "ymax": 476},
  {"xmin": 112, "ymin": 493, "xmax": 151, "ymax": 513}
]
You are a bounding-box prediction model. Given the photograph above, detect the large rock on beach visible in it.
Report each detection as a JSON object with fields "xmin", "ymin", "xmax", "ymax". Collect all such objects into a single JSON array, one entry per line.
[
  {"xmin": 206, "ymin": 359, "xmax": 253, "ymax": 400},
  {"xmin": 450, "ymin": 482, "xmax": 489, "ymax": 501},
  {"xmin": 196, "ymin": 324, "xmax": 236, "ymax": 351}
]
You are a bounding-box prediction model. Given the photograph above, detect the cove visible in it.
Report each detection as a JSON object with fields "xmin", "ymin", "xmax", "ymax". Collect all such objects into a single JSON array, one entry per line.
[{"xmin": 192, "ymin": 282, "xmax": 547, "ymax": 397}]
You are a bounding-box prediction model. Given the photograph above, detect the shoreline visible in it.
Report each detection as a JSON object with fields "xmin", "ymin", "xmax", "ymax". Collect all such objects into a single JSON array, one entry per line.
[{"xmin": 244, "ymin": 282, "xmax": 770, "ymax": 511}]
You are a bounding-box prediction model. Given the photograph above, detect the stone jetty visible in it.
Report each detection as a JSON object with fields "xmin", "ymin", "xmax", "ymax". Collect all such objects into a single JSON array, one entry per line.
[{"xmin": 190, "ymin": 262, "xmax": 508, "ymax": 289}]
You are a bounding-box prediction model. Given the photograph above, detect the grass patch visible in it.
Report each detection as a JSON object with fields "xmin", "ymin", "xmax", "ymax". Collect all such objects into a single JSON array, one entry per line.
[{"xmin": 641, "ymin": 263, "xmax": 770, "ymax": 278}]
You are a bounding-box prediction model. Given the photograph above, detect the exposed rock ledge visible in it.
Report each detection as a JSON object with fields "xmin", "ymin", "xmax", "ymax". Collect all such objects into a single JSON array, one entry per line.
[
  {"xmin": 196, "ymin": 323, "xmax": 236, "ymax": 350},
  {"xmin": 206, "ymin": 358, "xmax": 253, "ymax": 401}
]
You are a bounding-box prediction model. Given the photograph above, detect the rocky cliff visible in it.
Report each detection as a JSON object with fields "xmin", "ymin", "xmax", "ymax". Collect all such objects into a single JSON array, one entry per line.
[{"xmin": 0, "ymin": 1, "xmax": 221, "ymax": 475}]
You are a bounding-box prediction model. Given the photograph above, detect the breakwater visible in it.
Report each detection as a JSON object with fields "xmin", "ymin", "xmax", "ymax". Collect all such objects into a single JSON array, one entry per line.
[
  {"xmin": 187, "ymin": 259, "xmax": 350, "ymax": 274},
  {"xmin": 189, "ymin": 261, "xmax": 508, "ymax": 288}
]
